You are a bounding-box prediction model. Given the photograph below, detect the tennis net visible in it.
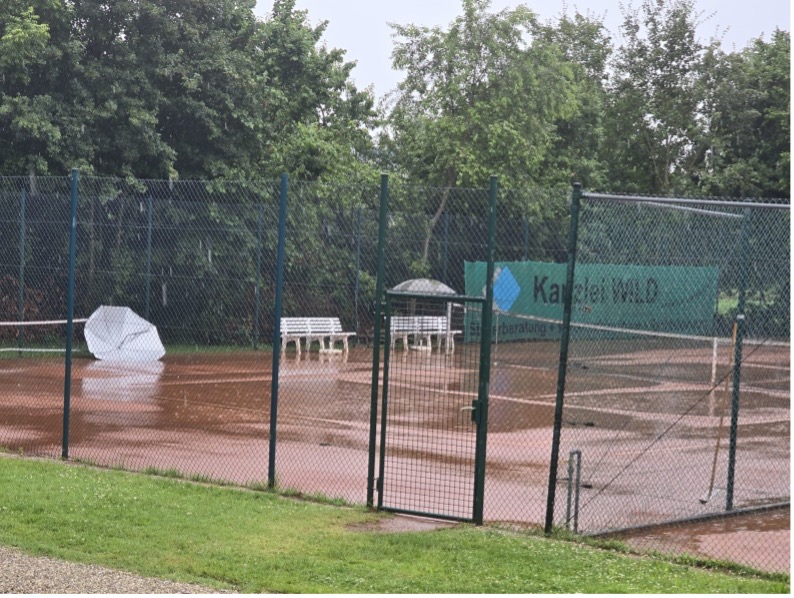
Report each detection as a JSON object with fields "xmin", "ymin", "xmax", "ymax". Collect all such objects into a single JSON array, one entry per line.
[{"xmin": 0, "ymin": 318, "xmax": 88, "ymax": 354}]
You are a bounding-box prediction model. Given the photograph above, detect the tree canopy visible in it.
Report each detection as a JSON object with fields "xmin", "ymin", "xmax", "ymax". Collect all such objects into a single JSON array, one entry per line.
[
  {"xmin": 380, "ymin": 0, "xmax": 788, "ymax": 199},
  {"xmin": 0, "ymin": 0, "xmax": 377, "ymax": 181},
  {"xmin": 0, "ymin": 0, "xmax": 788, "ymax": 198}
]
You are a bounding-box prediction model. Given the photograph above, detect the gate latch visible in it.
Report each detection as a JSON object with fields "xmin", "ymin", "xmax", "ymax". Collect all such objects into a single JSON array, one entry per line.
[{"xmin": 461, "ymin": 400, "xmax": 480, "ymax": 424}]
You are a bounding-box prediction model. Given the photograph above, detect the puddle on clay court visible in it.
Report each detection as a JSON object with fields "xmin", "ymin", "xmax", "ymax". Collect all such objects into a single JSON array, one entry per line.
[{"xmin": 615, "ymin": 508, "xmax": 790, "ymax": 572}]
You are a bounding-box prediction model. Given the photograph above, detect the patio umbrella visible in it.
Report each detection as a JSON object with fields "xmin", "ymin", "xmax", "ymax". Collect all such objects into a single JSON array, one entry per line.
[
  {"xmin": 390, "ymin": 279, "xmax": 458, "ymax": 350},
  {"xmin": 84, "ymin": 305, "xmax": 165, "ymax": 361},
  {"xmin": 391, "ymin": 278, "xmax": 456, "ymax": 295}
]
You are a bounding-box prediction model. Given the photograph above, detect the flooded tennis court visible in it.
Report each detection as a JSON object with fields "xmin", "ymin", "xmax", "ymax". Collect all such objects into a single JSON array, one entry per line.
[{"xmin": 0, "ymin": 341, "xmax": 788, "ymax": 573}]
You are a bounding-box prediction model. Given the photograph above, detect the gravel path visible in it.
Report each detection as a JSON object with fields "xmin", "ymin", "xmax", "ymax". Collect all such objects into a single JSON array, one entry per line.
[{"xmin": 0, "ymin": 545, "xmax": 233, "ymax": 594}]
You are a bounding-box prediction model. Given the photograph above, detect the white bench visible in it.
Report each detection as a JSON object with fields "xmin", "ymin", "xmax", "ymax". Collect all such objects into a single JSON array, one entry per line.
[
  {"xmin": 390, "ymin": 316, "xmax": 460, "ymax": 353},
  {"xmin": 281, "ymin": 317, "xmax": 356, "ymax": 356}
]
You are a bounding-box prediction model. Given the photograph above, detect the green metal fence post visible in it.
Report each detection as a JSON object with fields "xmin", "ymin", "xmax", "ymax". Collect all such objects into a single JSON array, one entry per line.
[
  {"xmin": 145, "ymin": 195, "xmax": 153, "ymax": 320},
  {"xmin": 62, "ymin": 169, "xmax": 79, "ymax": 459},
  {"xmin": 268, "ymin": 174, "xmax": 288, "ymax": 488},
  {"xmin": 355, "ymin": 206, "xmax": 362, "ymax": 332},
  {"xmin": 253, "ymin": 202, "xmax": 264, "ymax": 349},
  {"xmin": 443, "ymin": 211, "xmax": 449, "ymax": 284},
  {"xmin": 376, "ymin": 293, "xmax": 394, "ymax": 510},
  {"xmin": 544, "ymin": 182, "xmax": 583, "ymax": 534},
  {"xmin": 367, "ymin": 174, "xmax": 389, "ymax": 508},
  {"xmin": 472, "ymin": 175, "xmax": 498, "ymax": 525},
  {"xmin": 18, "ymin": 189, "xmax": 26, "ymax": 354},
  {"xmin": 726, "ymin": 208, "xmax": 751, "ymax": 511}
]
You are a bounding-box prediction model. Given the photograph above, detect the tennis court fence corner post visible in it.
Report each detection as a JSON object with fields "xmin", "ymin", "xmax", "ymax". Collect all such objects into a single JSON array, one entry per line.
[
  {"xmin": 268, "ymin": 173, "xmax": 288, "ymax": 488},
  {"xmin": 18, "ymin": 187, "xmax": 26, "ymax": 354},
  {"xmin": 442, "ymin": 211, "xmax": 449, "ymax": 285},
  {"xmin": 367, "ymin": 173, "xmax": 389, "ymax": 509},
  {"xmin": 725, "ymin": 207, "xmax": 751, "ymax": 511},
  {"xmin": 472, "ymin": 175, "xmax": 498, "ymax": 525},
  {"xmin": 145, "ymin": 195, "xmax": 153, "ymax": 320},
  {"xmin": 544, "ymin": 182, "xmax": 583, "ymax": 534},
  {"xmin": 354, "ymin": 205, "xmax": 362, "ymax": 333},
  {"xmin": 62, "ymin": 168, "xmax": 80, "ymax": 460}
]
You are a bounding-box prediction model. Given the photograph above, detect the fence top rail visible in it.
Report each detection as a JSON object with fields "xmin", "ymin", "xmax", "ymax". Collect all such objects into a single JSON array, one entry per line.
[
  {"xmin": 583, "ymin": 192, "xmax": 790, "ymax": 210},
  {"xmin": 385, "ymin": 290, "xmax": 486, "ymax": 304},
  {"xmin": 642, "ymin": 201, "xmax": 745, "ymax": 219}
]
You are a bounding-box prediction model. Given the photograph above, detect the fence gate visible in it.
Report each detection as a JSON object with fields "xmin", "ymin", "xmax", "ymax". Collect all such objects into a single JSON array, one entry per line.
[{"xmin": 375, "ymin": 291, "xmax": 489, "ymax": 522}]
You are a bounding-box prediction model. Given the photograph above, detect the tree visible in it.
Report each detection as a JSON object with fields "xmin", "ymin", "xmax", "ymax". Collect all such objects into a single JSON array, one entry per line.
[
  {"xmin": 0, "ymin": 1, "xmax": 65, "ymax": 175},
  {"xmin": 537, "ymin": 10, "xmax": 612, "ymax": 189},
  {"xmin": 140, "ymin": 0, "xmax": 263, "ymax": 179},
  {"xmin": 0, "ymin": 0, "xmax": 377, "ymax": 181},
  {"xmin": 690, "ymin": 30, "xmax": 790, "ymax": 198},
  {"xmin": 255, "ymin": 0, "xmax": 378, "ymax": 183},
  {"xmin": 602, "ymin": 0, "xmax": 710, "ymax": 194},
  {"xmin": 0, "ymin": 3, "xmax": 50, "ymax": 76},
  {"xmin": 0, "ymin": 0, "xmax": 253, "ymax": 178},
  {"xmin": 383, "ymin": 0, "xmax": 578, "ymax": 269}
]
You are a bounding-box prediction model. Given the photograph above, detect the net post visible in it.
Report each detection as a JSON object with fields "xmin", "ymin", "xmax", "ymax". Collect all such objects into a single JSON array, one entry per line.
[
  {"xmin": 268, "ymin": 173, "xmax": 288, "ymax": 488},
  {"xmin": 62, "ymin": 169, "xmax": 79, "ymax": 459},
  {"xmin": 565, "ymin": 449, "xmax": 582, "ymax": 533},
  {"xmin": 367, "ymin": 173, "xmax": 389, "ymax": 508},
  {"xmin": 545, "ymin": 182, "xmax": 582, "ymax": 534}
]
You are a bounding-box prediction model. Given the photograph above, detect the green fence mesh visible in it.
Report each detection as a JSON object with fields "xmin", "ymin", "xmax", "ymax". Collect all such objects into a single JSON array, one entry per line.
[
  {"xmin": 0, "ymin": 175, "xmax": 787, "ymax": 573},
  {"xmin": 549, "ymin": 194, "xmax": 789, "ymax": 571}
]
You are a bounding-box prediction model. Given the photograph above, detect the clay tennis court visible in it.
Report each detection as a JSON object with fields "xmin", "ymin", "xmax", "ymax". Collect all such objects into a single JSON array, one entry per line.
[{"xmin": 0, "ymin": 338, "xmax": 788, "ymax": 572}]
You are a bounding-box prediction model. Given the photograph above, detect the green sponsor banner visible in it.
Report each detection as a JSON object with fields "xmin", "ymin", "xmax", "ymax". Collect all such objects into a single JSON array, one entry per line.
[{"xmin": 464, "ymin": 261, "xmax": 720, "ymax": 342}]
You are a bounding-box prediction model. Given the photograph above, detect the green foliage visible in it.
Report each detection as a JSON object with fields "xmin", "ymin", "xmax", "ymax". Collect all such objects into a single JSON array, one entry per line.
[
  {"xmin": 0, "ymin": 0, "xmax": 787, "ymax": 198},
  {"xmin": 409, "ymin": 258, "xmax": 432, "ymax": 279},
  {"xmin": 385, "ymin": 0, "xmax": 577, "ymax": 191},
  {"xmin": 0, "ymin": 0, "xmax": 376, "ymax": 181},
  {"xmin": 595, "ymin": 0, "xmax": 789, "ymax": 197},
  {"xmin": 382, "ymin": 0, "xmax": 582, "ymax": 266},
  {"xmin": 0, "ymin": 3, "xmax": 51, "ymax": 81},
  {"xmin": 691, "ymin": 30, "xmax": 790, "ymax": 197},
  {"xmin": 602, "ymin": 0, "xmax": 707, "ymax": 194},
  {"xmin": 256, "ymin": 1, "xmax": 379, "ymax": 182},
  {"xmin": 536, "ymin": 11, "xmax": 612, "ymax": 189}
]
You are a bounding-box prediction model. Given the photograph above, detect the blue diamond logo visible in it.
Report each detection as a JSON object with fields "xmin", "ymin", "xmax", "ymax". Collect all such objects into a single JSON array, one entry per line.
[{"xmin": 493, "ymin": 266, "xmax": 520, "ymax": 312}]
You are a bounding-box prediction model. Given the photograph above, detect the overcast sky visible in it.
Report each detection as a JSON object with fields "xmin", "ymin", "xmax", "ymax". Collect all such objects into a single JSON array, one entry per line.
[{"xmin": 253, "ymin": 0, "xmax": 790, "ymax": 100}]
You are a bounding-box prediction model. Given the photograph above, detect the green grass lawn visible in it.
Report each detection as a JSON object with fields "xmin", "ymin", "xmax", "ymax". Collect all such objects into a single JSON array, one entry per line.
[
  {"xmin": 0, "ymin": 456, "xmax": 787, "ymax": 593},
  {"xmin": 717, "ymin": 290, "xmax": 777, "ymax": 316}
]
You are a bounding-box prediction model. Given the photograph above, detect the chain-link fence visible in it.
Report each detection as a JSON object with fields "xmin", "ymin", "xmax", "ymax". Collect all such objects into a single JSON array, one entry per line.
[
  {"xmin": 544, "ymin": 190, "xmax": 790, "ymax": 572},
  {"xmin": 0, "ymin": 174, "xmax": 788, "ymax": 573}
]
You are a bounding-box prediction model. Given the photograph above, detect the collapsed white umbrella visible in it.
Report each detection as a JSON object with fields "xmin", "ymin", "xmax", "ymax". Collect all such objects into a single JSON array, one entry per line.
[{"xmin": 84, "ymin": 305, "xmax": 165, "ymax": 361}]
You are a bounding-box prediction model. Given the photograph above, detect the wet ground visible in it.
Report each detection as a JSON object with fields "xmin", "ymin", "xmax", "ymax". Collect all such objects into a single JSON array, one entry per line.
[
  {"xmin": 614, "ymin": 507, "xmax": 790, "ymax": 573},
  {"xmin": 0, "ymin": 341, "xmax": 788, "ymax": 573}
]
